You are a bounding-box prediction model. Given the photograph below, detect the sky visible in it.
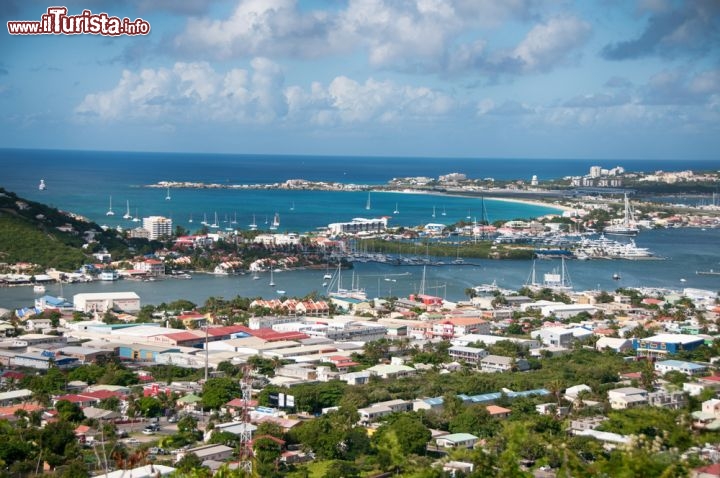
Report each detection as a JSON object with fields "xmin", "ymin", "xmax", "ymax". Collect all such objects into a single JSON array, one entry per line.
[{"xmin": 1, "ymin": 0, "xmax": 719, "ymax": 159}]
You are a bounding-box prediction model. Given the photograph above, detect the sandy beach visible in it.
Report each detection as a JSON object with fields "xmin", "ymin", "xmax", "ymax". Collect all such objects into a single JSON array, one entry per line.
[{"xmin": 380, "ymin": 188, "xmax": 574, "ymax": 213}]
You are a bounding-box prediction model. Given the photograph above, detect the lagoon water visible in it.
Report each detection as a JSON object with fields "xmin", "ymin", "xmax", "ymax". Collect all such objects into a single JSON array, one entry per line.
[
  {"xmin": 1, "ymin": 149, "xmax": 719, "ymax": 309},
  {"xmin": 1, "ymin": 228, "xmax": 719, "ymax": 310}
]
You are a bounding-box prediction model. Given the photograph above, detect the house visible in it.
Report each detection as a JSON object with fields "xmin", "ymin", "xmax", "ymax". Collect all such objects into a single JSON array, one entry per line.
[
  {"xmin": 608, "ymin": 387, "xmax": 648, "ymax": 410},
  {"xmin": 448, "ymin": 345, "xmax": 488, "ymax": 365},
  {"xmin": 435, "ymin": 433, "xmax": 479, "ymax": 449},
  {"xmin": 179, "ymin": 444, "xmax": 233, "ymax": 463},
  {"xmin": 648, "ymin": 390, "xmax": 687, "ymax": 409},
  {"xmin": 486, "ymin": 405, "xmax": 511, "ymax": 418},
  {"xmin": 366, "ymin": 363, "xmax": 416, "ymax": 379},
  {"xmin": 595, "ymin": 337, "xmax": 633, "ymax": 353},
  {"xmin": 654, "ymin": 359, "xmax": 707, "ymax": 376},
  {"xmin": 90, "ymin": 464, "xmax": 176, "ymax": 478},
  {"xmin": 442, "ymin": 461, "xmax": 475, "ymax": 476},
  {"xmin": 479, "ymin": 355, "xmax": 529, "ymax": 373},
  {"xmin": 634, "ymin": 334, "xmax": 705, "ymax": 358},
  {"xmin": 358, "ymin": 399, "xmax": 413, "ymax": 424},
  {"xmin": 73, "ymin": 292, "xmax": 141, "ymax": 313},
  {"xmin": 13, "ymin": 352, "xmax": 79, "ymax": 370}
]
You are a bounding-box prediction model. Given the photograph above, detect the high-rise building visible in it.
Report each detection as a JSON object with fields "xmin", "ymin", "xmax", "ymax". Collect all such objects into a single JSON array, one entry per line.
[
  {"xmin": 143, "ymin": 216, "xmax": 173, "ymax": 240},
  {"xmin": 589, "ymin": 166, "xmax": 602, "ymax": 178}
]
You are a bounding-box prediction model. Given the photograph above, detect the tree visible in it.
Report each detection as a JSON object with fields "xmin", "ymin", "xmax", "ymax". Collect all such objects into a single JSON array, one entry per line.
[
  {"xmin": 201, "ymin": 377, "xmax": 241, "ymax": 410},
  {"xmin": 253, "ymin": 435, "xmax": 283, "ymax": 478},
  {"xmin": 55, "ymin": 400, "xmax": 85, "ymax": 423}
]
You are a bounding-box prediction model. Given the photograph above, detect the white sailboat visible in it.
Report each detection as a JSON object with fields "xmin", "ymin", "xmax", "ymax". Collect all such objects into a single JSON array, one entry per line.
[
  {"xmin": 231, "ymin": 212, "xmax": 237, "ymax": 225},
  {"xmin": 122, "ymin": 200, "xmax": 132, "ymax": 220},
  {"xmin": 604, "ymin": 193, "xmax": 639, "ymax": 236},
  {"xmin": 290, "ymin": 202, "xmax": 295, "ymax": 211},
  {"xmin": 249, "ymin": 214, "xmax": 258, "ymax": 230},
  {"xmin": 269, "ymin": 269, "xmax": 275, "ymax": 287},
  {"xmin": 165, "ymin": 187, "xmax": 171, "ymax": 201},
  {"xmin": 132, "ymin": 208, "xmax": 140, "ymax": 222},
  {"xmin": 38, "ymin": 179, "xmax": 46, "ymax": 191},
  {"xmin": 441, "ymin": 207, "xmax": 447, "ymax": 216},
  {"xmin": 270, "ymin": 212, "xmax": 280, "ymax": 230},
  {"xmin": 365, "ymin": 191, "xmax": 371, "ymax": 210},
  {"xmin": 188, "ymin": 213, "xmax": 193, "ymax": 224},
  {"xmin": 431, "ymin": 206, "xmax": 436, "ymax": 218},
  {"xmin": 393, "ymin": 203, "xmax": 399, "ymax": 214},
  {"xmin": 200, "ymin": 213, "xmax": 208, "ymax": 226},
  {"xmin": 106, "ymin": 196, "xmax": 115, "ymax": 216},
  {"xmin": 210, "ymin": 212, "xmax": 219, "ymax": 228},
  {"xmin": 252, "ymin": 270, "xmax": 260, "ymax": 280}
]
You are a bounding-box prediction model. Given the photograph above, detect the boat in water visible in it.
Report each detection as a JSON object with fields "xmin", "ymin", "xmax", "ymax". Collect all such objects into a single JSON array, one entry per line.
[
  {"xmin": 33, "ymin": 285, "xmax": 46, "ymax": 294},
  {"xmin": 106, "ymin": 196, "xmax": 115, "ymax": 216},
  {"xmin": 38, "ymin": 179, "xmax": 46, "ymax": 191},
  {"xmin": 270, "ymin": 212, "xmax": 280, "ymax": 230},
  {"xmin": 604, "ymin": 193, "xmax": 639, "ymax": 236},
  {"xmin": 696, "ymin": 269, "xmax": 720, "ymax": 276},
  {"xmin": 122, "ymin": 200, "xmax": 132, "ymax": 220}
]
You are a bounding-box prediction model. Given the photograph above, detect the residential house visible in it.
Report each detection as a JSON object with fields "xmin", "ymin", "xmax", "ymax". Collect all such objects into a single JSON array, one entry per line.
[
  {"xmin": 358, "ymin": 399, "xmax": 413, "ymax": 424},
  {"xmin": 654, "ymin": 359, "xmax": 708, "ymax": 376},
  {"xmin": 479, "ymin": 355, "xmax": 529, "ymax": 373},
  {"xmin": 448, "ymin": 345, "xmax": 488, "ymax": 365},
  {"xmin": 435, "ymin": 433, "xmax": 479, "ymax": 449},
  {"xmin": 608, "ymin": 387, "xmax": 648, "ymax": 410}
]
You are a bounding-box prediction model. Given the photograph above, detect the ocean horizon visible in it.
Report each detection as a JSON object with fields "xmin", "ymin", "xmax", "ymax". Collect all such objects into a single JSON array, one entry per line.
[{"xmin": 2, "ymin": 149, "xmax": 717, "ymax": 234}]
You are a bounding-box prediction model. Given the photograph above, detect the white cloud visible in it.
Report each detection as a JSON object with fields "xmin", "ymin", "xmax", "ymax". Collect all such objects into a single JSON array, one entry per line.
[
  {"xmin": 169, "ymin": 0, "xmax": 586, "ymax": 77},
  {"xmin": 75, "ymin": 60, "xmax": 456, "ymax": 126},
  {"xmin": 511, "ymin": 16, "xmax": 592, "ymax": 73}
]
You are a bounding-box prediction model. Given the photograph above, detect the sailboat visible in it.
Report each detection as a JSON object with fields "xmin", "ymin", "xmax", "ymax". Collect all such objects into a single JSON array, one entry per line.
[
  {"xmin": 200, "ymin": 213, "xmax": 208, "ymax": 226},
  {"xmin": 604, "ymin": 193, "xmax": 639, "ymax": 236},
  {"xmin": 122, "ymin": 200, "xmax": 132, "ymax": 219},
  {"xmin": 165, "ymin": 187, "xmax": 171, "ymax": 201},
  {"xmin": 249, "ymin": 214, "xmax": 258, "ymax": 230},
  {"xmin": 441, "ymin": 207, "xmax": 447, "ymax": 216},
  {"xmin": 466, "ymin": 210, "xmax": 471, "ymax": 220},
  {"xmin": 231, "ymin": 212, "xmax": 237, "ymax": 225},
  {"xmin": 210, "ymin": 212, "xmax": 219, "ymax": 228},
  {"xmin": 269, "ymin": 269, "xmax": 275, "ymax": 287},
  {"xmin": 252, "ymin": 270, "xmax": 260, "ymax": 280},
  {"xmin": 290, "ymin": 202, "xmax": 295, "ymax": 211},
  {"xmin": 106, "ymin": 196, "xmax": 115, "ymax": 216},
  {"xmin": 393, "ymin": 203, "xmax": 399, "ymax": 214},
  {"xmin": 365, "ymin": 191, "xmax": 371, "ymax": 210},
  {"xmin": 132, "ymin": 208, "xmax": 140, "ymax": 222},
  {"xmin": 323, "ymin": 263, "xmax": 333, "ymax": 281},
  {"xmin": 264, "ymin": 215, "xmax": 269, "ymax": 226},
  {"xmin": 270, "ymin": 212, "xmax": 280, "ymax": 230},
  {"xmin": 540, "ymin": 257, "xmax": 572, "ymax": 292},
  {"xmin": 188, "ymin": 213, "xmax": 193, "ymax": 224},
  {"xmin": 431, "ymin": 206, "xmax": 436, "ymax": 218},
  {"xmin": 38, "ymin": 179, "xmax": 46, "ymax": 191}
]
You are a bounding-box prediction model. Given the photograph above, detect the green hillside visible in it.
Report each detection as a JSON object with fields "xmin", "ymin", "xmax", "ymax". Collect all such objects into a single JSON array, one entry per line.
[{"xmin": 0, "ymin": 188, "xmax": 130, "ymax": 270}]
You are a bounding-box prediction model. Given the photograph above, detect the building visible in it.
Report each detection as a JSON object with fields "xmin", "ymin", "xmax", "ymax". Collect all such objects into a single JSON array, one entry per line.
[
  {"xmin": 448, "ymin": 345, "xmax": 488, "ymax": 365},
  {"xmin": 13, "ymin": 352, "xmax": 79, "ymax": 370},
  {"xmin": 479, "ymin": 355, "xmax": 529, "ymax": 373},
  {"xmin": 73, "ymin": 292, "xmax": 141, "ymax": 313},
  {"xmin": 327, "ymin": 217, "xmax": 387, "ymax": 235},
  {"xmin": 142, "ymin": 216, "xmax": 173, "ymax": 240},
  {"xmin": 134, "ymin": 259, "xmax": 165, "ymax": 276},
  {"xmin": 435, "ymin": 433, "xmax": 479, "ymax": 449},
  {"xmin": 179, "ymin": 444, "xmax": 234, "ymax": 463},
  {"xmin": 634, "ymin": 334, "xmax": 705, "ymax": 358},
  {"xmin": 608, "ymin": 387, "xmax": 648, "ymax": 410},
  {"xmin": 358, "ymin": 399, "xmax": 413, "ymax": 423},
  {"xmin": 654, "ymin": 359, "xmax": 707, "ymax": 376}
]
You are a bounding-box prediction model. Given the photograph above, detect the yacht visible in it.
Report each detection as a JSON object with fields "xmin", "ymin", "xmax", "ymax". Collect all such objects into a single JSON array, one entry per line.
[
  {"xmin": 604, "ymin": 193, "xmax": 639, "ymax": 236},
  {"xmin": 365, "ymin": 191, "xmax": 371, "ymax": 210},
  {"xmin": 249, "ymin": 214, "xmax": 258, "ymax": 230},
  {"xmin": 38, "ymin": 179, "xmax": 47, "ymax": 191},
  {"xmin": 393, "ymin": 203, "xmax": 399, "ymax": 214},
  {"xmin": 33, "ymin": 285, "xmax": 46, "ymax": 294},
  {"xmin": 270, "ymin": 212, "xmax": 280, "ymax": 230},
  {"xmin": 132, "ymin": 208, "xmax": 141, "ymax": 222},
  {"xmin": 122, "ymin": 200, "xmax": 132, "ymax": 220},
  {"xmin": 106, "ymin": 196, "xmax": 115, "ymax": 216},
  {"xmin": 165, "ymin": 187, "xmax": 171, "ymax": 201}
]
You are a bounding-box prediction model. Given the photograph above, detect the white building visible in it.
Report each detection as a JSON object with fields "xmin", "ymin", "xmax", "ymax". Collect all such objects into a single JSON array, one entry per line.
[
  {"xmin": 143, "ymin": 216, "xmax": 173, "ymax": 240},
  {"xmin": 73, "ymin": 292, "xmax": 141, "ymax": 313},
  {"xmin": 327, "ymin": 217, "xmax": 387, "ymax": 235}
]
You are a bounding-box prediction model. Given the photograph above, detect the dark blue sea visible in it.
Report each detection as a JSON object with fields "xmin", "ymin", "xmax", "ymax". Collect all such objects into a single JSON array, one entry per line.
[
  {"xmin": 1, "ymin": 149, "xmax": 719, "ymax": 309},
  {"xmin": 1, "ymin": 149, "xmax": 718, "ymax": 232}
]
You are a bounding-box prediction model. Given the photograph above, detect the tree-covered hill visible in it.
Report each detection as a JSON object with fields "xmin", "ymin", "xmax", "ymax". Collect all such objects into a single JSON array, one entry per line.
[{"xmin": 0, "ymin": 188, "xmax": 130, "ymax": 269}]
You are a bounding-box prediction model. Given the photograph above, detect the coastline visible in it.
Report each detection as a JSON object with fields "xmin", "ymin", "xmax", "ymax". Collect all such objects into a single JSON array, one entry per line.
[{"xmin": 380, "ymin": 188, "xmax": 573, "ymax": 213}]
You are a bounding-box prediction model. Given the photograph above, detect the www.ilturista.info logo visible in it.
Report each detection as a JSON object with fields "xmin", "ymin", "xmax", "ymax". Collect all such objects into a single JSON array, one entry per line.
[{"xmin": 7, "ymin": 7, "xmax": 150, "ymax": 36}]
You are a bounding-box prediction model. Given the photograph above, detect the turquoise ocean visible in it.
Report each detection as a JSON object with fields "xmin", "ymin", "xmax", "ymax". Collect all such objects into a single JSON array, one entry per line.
[{"xmin": 0, "ymin": 149, "xmax": 719, "ymax": 308}]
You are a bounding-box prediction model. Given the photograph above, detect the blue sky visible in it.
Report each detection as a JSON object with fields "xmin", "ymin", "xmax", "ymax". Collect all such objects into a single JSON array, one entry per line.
[{"xmin": 1, "ymin": 0, "xmax": 718, "ymax": 159}]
